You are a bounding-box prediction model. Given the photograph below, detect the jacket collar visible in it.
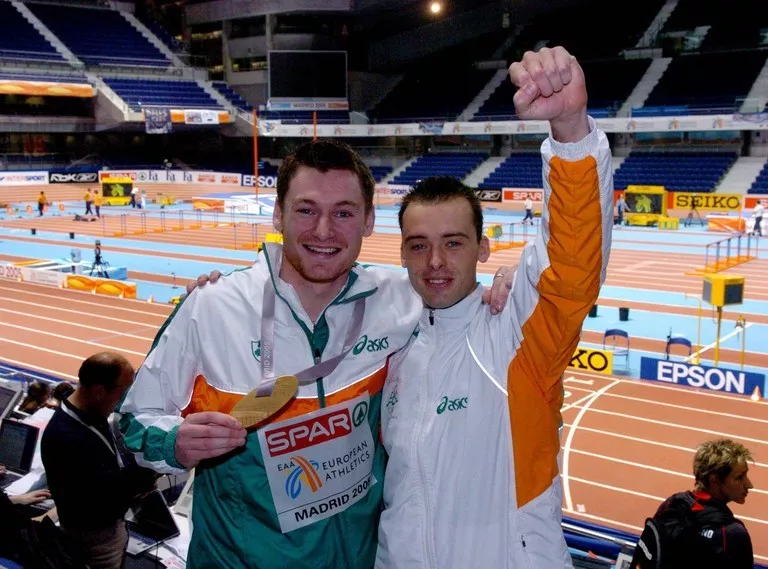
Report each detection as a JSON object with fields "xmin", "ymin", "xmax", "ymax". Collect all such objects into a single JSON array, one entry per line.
[
  {"xmin": 420, "ymin": 283, "xmax": 484, "ymax": 328},
  {"xmin": 260, "ymin": 242, "xmax": 379, "ymax": 312}
]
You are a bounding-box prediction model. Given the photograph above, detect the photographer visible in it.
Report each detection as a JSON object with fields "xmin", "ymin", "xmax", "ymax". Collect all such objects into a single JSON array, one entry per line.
[{"xmin": 90, "ymin": 241, "xmax": 109, "ymax": 278}]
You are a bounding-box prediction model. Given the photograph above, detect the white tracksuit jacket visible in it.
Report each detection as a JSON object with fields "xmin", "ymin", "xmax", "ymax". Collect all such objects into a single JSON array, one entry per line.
[{"xmin": 377, "ymin": 117, "xmax": 614, "ymax": 569}]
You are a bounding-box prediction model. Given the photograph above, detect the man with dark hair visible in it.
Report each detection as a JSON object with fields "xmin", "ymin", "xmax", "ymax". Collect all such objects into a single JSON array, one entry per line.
[
  {"xmin": 41, "ymin": 352, "xmax": 157, "ymax": 569},
  {"xmin": 276, "ymin": 138, "xmax": 375, "ymax": 213},
  {"xmin": 631, "ymin": 438, "xmax": 754, "ymax": 569},
  {"xmin": 377, "ymin": 45, "xmax": 613, "ymax": 568},
  {"xmin": 397, "ymin": 176, "xmax": 484, "ymax": 241},
  {"xmin": 119, "ymin": 138, "xmax": 516, "ymax": 569}
]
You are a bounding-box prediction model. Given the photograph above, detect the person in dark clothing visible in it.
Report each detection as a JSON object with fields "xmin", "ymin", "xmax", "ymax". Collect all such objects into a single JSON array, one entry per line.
[
  {"xmin": 632, "ymin": 438, "xmax": 754, "ymax": 569},
  {"xmin": 41, "ymin": 352, "xmax": 158, "ymax": 569},
  {"xmin": 687, "ymin": 438, "xmax": 755, "ymax": 567}
]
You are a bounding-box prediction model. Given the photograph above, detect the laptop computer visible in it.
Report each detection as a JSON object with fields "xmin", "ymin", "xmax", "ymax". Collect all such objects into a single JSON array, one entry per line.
[
  {"xmin": 0, "ymin": 382, "xmax": 22, "ymax": 421},
  {"xmin": 125, "ymin": 490, "xmax": 181, "ymax": 556},
  {"xmin": 0, "ymin": 419, "xmax": 39, "ymax": 489}
]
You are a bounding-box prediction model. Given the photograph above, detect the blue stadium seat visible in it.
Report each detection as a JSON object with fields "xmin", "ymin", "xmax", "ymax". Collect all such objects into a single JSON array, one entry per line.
[
  {"xmin": 613, "ymin": 151, "xmax": 738, "ymax": 192},
  {"xmin": 474, "ymin": 59, "xmax": 651, "ymax": 121},
  {"xmin": 27, "ymin": 4, "xmax": 170, "ymax": 68},
  {"xmin": 212, "ymin": 82, "xmax": 252, "ymax": 112},
  {"xmin": 369, "ymin": 165, "xmax": 393, "ymax": 183},
  {"xmin": 0, "ymin": 2, "xmax": 64, "ymax": 62},
  {"xmin": 478, "ymin": 154, "xmax": 542, "ymax": 189},
  {"xmin": 747, "ymin": 161, "xmax": 768, "ymax": 195},
  {"xmin": 640, "ymin": 52, "xmax": 765, "ymax": 115},
  {"xmin": 102, "ymin": 78, "xmax": 223, "ymax": 112},
  {"xmin": 371, "ymin": 66, "xmax": 495, "ymax": 123},
  {"xmin": 392, "ymin": 153, "xmax": 487, "ymax": 186}
]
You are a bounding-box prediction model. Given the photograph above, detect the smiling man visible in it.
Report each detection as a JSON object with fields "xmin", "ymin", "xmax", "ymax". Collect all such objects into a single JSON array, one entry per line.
[
  {"xmin": 377, "ymin": 45, "xmax": 614, "ymax": 569},
  {"xmin": 117, "ymin": 139, "xmax": 514, "ymax": 569}
]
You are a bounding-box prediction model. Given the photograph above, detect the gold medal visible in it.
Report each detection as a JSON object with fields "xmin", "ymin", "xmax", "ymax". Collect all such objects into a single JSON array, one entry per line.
[{"xmin": 230, "ymin": 375, "xmax": 299, "ymax": 429}]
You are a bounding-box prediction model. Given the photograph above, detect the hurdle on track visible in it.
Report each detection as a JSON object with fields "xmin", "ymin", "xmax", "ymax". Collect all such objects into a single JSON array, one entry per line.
[
  {"xmin": 685, "ymin": 233, "xmax": 759, "ymax": 275},
  {"xmin": 153, "ymin": 211, "xmax": 167, "ymax": 233},
  {"xmin": 132, "ymin": 212, "xmax": 147, "ymax": 235},
  {"xmin": 108, "ymin": 214, "xmax": 128, "ymax": 237},
  {"xmin": 188, "ymin": 210, "xmax": 202, "ymax": 230},
  {"xmin": 486, "ymin": 222, "xmax": 528, "ymax": 253},
  {"xmin": 169, "ymin": 210, "xmax": 185, "ymax": 231}
]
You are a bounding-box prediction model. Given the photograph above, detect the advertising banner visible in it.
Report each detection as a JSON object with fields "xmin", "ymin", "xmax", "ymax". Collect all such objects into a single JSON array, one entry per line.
[
  {"xmin": 49, "ymin": 172, "xmax": 98, "ymax": 184},
  {"xmin": 474, "ymin": 189, "xmax": 502, "ymax": 203},
  {"xmin": 503, "ymin": 189, "xmax": 544, "ymax": 203},
  {"xmin": 668, "ymin": 193, "xmax": 742, "ymax": 211},
  {"xmin": 639, "ymin": 357, "xmax": 764, "ymax": 397},
  {"xmin": 0, "ymin": 171, "xmax": 49, "ymax": 186},
  {"xmin": 568, "ymin": 347, "xmax": 614, "ymax": 375}
]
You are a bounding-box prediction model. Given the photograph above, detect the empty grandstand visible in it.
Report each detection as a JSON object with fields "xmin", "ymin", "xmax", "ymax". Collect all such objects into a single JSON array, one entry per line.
[
  {"xmin": 613, "ymin": 151, "xmax": 739, "ymax": 192},
  {"xmin": 392, "ymin": 153, "xmax": 487, "ymax": 186},
  {"xmin": 27, "ymin": 3, "xmax": 171, "ymax": 67}
]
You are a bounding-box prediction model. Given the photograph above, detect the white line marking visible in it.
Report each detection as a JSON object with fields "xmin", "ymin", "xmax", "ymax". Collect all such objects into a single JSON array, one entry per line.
[
  {"xmin": 0, "ymin": 296, "xmax": 162, "ymax": 327},
  {"xmin": 560, "ymin": 424, "xmax": 768, "ymax": 469},
  {"xmin": 562, "ymin": 385, "xmax": 768, "ymax": 425},
  {"xmin": 0, "ymin": 337, "xmax": 93, "ymax": 361},
  {"xmin": 562, "ymin": 379, "xmax": 620, "ymax": 511},
  {"xmin": 564, "ymin": 377, "xmax": 594, "ymax": 385},
  {"xmin": 562, "ymin": 391, "xmax": 600, "ymax": 413},
  {"xmin": 0, "ymin": 306, "xmax": 156, "ymax": 342},
  {"xmin": 685, "ymin": 322, "xmax": 754, "ymax": 362},
  {"xmin": 0, "ymin": 282, "xmax": 171, "ymax": 317},
  {"xmin": 569, "ymin": 476, "xmax": 768, "ymax": 526},
  {"xmin": 0, "ymin": 321, "xmax": 147, "ymax": 357},
  {"xmin": 0, "ymin": 356, "xmax": 78, "ymax": 381},
  {"xmin": 616, "ymin": 260, "xmax": 657, "ymax": 273},
  {"xmin": 565, "ymin": 404, "xmax": 768, "ymax": 446},
  {"xmin": 562, "ymin": 447, "xmax": 768, "ymax": 496}
]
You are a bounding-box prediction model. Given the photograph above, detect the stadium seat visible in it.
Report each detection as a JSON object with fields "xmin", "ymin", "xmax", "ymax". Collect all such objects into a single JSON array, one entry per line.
[
  {"xmin": 371, "ymin": 65, "xmax": 495, "ymax": 123},
  {"xmin": 0, "ymin": 2, "xmax": 64, "ymax": 62},
  {"xmin": 747, "ymin": 161, "xmax": 768, "ymax": 195},
  {"xmin": 479, "ymin": 154, "xmax": 542, "ymax": 189},
  {"xmin": 27, "ymin": 3, "xmax": 171, "ymax": 68},
  {"xmin": 639, "ymin": 51, "xmax": 766, "ymax": 115},
  {"xmin": 392, "ymin": 153, "xmax": 486, "ymax": 186},
  {"xmin": 212, "ymin": 82, "xmax": 252, "ymax": 112},
  {"xmin": 102, "ymin": 78, "xmax": 223, "ymax": 112},
  {"xmin": 369, "ymin": 166, "xmax": 393, "ymax": 183},
  {"xmin": 613, "ymin": 151, "xmax": 738, "ymax": 192}
]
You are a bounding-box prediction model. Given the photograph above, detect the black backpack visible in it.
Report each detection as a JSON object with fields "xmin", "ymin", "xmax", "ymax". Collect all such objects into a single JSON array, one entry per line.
[{"xmin": 630, "ymin": 492, "xmax": 732, "ymax": 569}]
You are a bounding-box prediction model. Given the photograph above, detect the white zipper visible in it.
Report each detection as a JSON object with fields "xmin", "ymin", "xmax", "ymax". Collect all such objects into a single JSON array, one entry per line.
[{"xmin": 416, "ymin": 310, "xmax": 438, "ymax": 568}]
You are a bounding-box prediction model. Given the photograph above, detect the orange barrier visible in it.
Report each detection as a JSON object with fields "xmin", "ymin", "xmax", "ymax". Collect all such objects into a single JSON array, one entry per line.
[
  {"xmin": 707, "ymin": 216, "xmax": 745, "ymax": 232},
  {"xmin": 65, "ymin": 275, "xmax": 137, "ymax": 299}
]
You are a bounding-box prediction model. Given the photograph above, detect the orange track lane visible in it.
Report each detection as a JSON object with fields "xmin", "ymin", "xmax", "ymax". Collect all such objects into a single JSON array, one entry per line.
[{"xmin": 561, "ymin": 370, "xmax": 768, "ymax": 563}]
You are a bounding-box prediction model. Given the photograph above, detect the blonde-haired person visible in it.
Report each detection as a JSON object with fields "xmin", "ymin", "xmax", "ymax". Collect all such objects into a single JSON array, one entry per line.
[{"xmin": 631, "ymin": 438, "xmax": 754, "ymax": 569}]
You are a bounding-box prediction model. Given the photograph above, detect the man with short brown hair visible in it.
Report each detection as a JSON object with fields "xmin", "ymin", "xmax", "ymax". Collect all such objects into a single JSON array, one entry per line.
[{"xmin": 42, "ymin": 352, "xmax": 157, "ymax": 569}]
